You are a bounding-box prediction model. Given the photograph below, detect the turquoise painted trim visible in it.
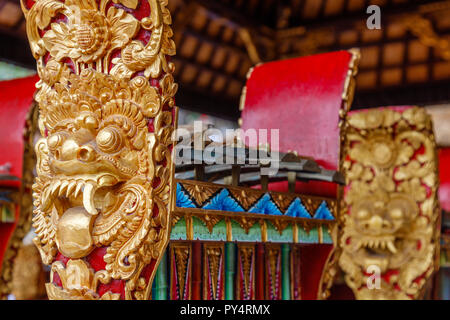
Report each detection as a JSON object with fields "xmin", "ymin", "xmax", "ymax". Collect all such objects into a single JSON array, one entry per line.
[
  {"xmin": 248, "ymin": 193, "xmax": 282, "ymax": 215},
  {"xmin": 313, "ymin": 201, "xmax": 335, "ymax": 220},
  {"xmin": 285, "ymin": 198, "xmax": 312, "ymax": 218},
  {"xmin": 169, "ymin": 216, "xmax": 329, "ymax": 244},
  {"xmin": 175, "ymin": 182, "xmax": 335, "ymax": 220},
  {"xmin": 203, "ymin": 189, "xmax": 244, "ymax": 212},
  {"xmin": 281, "ymin": 244, "xmax": 291, "ymax": 300},
  {"xmin": 225, "ymin": 243, "xmax": 236, "ymax": 300},
  {"xmin": 176, "ymin": 184, "xmax": 196, "ymax": 208}
]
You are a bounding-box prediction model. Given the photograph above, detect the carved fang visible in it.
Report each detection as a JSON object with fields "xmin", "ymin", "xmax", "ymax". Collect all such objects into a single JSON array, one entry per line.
[
  {"xmin": 83, "ymin": 182, "xmax": 98, "ymax": 215},
  {"xmin": 387, "ymin": 241, "xmax": 397, "ymax": 254}
]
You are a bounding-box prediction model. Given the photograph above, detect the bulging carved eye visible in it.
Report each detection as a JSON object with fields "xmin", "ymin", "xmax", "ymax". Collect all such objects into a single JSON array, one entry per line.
[
  {"xmin": 48, "ymin": 132, "xmax": 65, "ymax": 151},
  {"xmin": 96, "ymin": 127, "xmax": 123, "ymax": 153},
  {"xmin": 387, "ymin": 194, "xmax": 418, "ymax": 221}
]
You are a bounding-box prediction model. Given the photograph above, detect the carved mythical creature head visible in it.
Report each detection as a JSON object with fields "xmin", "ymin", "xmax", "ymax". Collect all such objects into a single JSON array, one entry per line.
[
  {"xmin": 339, "ymin": 107, "xmax": 440, "ymax": 299},
  {"xmin": 22, "ymin": 0, "xmax": 177, "ymax": 300}
]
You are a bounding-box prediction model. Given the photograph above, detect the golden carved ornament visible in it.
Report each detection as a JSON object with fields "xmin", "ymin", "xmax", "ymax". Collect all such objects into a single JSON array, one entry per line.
[
  {"xmin": 339, "ymin": 107, "xmax": 440, "ymax": 300},
  {"xmin": 237, "ymin": 244, "xmax": 255, "ymax": 300},
  {"xmin": 183, "ymin": 183, "xmax": 219, "ymax": 207},
  {"xmin": 266, "ymin": 244, "xmax": 281, "ymax": 299},
  {"xmin": 203, "ymin": 244, "xmax": 224, "ymax": 300},
  {"xmin": 171, "ymin": 242, "xmax": 191, "ymax": 300},
  {"xmin": 21, "ymin": 0, "xmax": 178, "ymax": 300}
]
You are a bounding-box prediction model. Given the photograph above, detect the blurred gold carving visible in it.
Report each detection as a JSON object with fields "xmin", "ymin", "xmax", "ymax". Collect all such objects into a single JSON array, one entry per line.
[
  {"xmin": 11, "ymin": 244, "xmax": 46, "ymax": 300},
  {"xmin": 403, "ymin": 14, "xmax": 450, "ymax": 60},
  {"xmin": 339, "ymin": 107, "xmax": 440, "ymax": 299},
  {"xmin": 21, "ymin": 0, "xmax": 177, "ymax": 300}
]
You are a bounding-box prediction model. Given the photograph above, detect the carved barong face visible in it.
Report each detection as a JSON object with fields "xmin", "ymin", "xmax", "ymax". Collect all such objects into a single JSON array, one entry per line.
[
  {"xmin": 22, "ymin": 0, "xmax": 177, "ymax": 300},
  {"xmin": 339, "ymin": 108, "xmax": 439, "ymax": 300}
]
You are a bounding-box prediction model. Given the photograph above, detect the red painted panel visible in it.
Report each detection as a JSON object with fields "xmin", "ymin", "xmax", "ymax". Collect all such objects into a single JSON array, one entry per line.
[
  {"xmin": 255, "ymin": 243, "xmax": 265, "ymax": 299},
  {"xmin": 191, "ymin": 241, "xmax": 202, "ymax": 300},
  {"xmin": 0, "ymin": 75, "xmax": 38, "ymax": 185},
  {"xmin": 0, "ymin": 75, "xmax": 38, "ymax": 275},
  {"xmin": 299, "ymin": 244, "xmax": 333, "ymax": 300},
  {"xmin": 439, "ymin": 148, "xmax": 450, "ymax": 211},
  {"xmin": 241, "ymin": 51, "xmax": 352, "ymax": 171}
]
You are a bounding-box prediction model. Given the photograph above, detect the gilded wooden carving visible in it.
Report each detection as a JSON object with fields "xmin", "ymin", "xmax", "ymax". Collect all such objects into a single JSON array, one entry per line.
[
  {"xmin": 170, "ymin": 242, "xmax": 192, "ymax": 300},
  {"xmin": 236, "ymin": 244, "xmax": 255, "ymax": 300},
  {"xmin": 339, "ymin": 107, "xmax": 440, "ymax": 299},
  {"xmin": 21, "ymin": 0, "xmax": 177, "ymax": 300},
  {"xmin": 203, "ymin": 243, "xmax": 225, "ymax": 300},
  {"xmin": 11, "ymin": 244, "xmax": 46, "ymax": 300}
]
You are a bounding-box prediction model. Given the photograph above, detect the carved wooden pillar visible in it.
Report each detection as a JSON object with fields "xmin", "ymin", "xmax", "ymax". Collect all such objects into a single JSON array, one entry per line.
[
  {"xmin": 339, "ymin": 107, "xmax": 440, "ymax": 299},
  {"xmin": 21, "ymin": 0, "xmax": 178, "ymax": 300}
]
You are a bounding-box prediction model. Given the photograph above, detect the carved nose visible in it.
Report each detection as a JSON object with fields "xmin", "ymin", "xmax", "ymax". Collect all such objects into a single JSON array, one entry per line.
[
  {"xmin": 77, "ymin": 146, "xmax": 95, "ymax": 162},
  {"xmin": 364, "ymin": 215, "xmax": 389, "ymax": 231}
]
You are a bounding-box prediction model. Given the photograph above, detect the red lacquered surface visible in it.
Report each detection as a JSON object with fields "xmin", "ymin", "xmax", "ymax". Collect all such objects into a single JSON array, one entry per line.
[
  {"xmin": 191, "ymin": 241, "xmax": 202, "ymax": 300},
  {"xmin": 299, "ymin": 244, "xmax": 333, "ymax": 300},
  {"xmin": 0, "ymin": 75, "xmax": 38, "ymax": 275},
  {"xmin": 241, "ymin": 51, "xmax": 352, "ymax": 171},
  {"xmin": 241, "ymin": 51, "xmax": 354, "ymax": 197},
  {"xmin": 255, "ymin": 243, "xmax": 265, "ymax": 299},
  {"xmin": 240, "ymin": 52, "xmax": 355, "ymax": 300},
  {"xmin": 0, "ymin": 75, "xmax": 38, "ymax": 185},
  {"xmin": 439, "ymin": 148, "xmax": 450, "ymax": 212}
]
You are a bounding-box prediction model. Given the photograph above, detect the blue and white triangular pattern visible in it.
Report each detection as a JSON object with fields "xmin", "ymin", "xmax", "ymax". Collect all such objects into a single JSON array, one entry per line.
[
  {"xmin": 249, "ymin": 193, "xmax": 282, "ymax": 215},
  {"xmin": 176, "ymin": 183, "xmax": 196, "ymax": 208},
  {"xmin": 313, "ymin": 201, "xmax": 335, "ymax": 220},
  {"xmin": 202, "ymin": 189, "xmax": 245, "ymax": 212},
  {"xmin": 285, "ymin": 198, "xmax": 311, "ymax": 218}
]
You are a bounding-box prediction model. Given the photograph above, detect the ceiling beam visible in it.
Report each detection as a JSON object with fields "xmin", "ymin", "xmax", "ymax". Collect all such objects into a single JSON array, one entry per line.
[
  {"xmin": 287, "ymin": 0, "xmax": 448, "ymax": 30},
  {"xmin": 352, "ymin": 79, "xmax": 450, "ymax": 109},
  {"xmin": 176, "ymin": 84, "xmax": 240, "ymax": 121}
]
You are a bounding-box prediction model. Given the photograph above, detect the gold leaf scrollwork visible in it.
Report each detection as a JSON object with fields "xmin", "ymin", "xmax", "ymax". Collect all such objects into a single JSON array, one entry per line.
[{"xmin": 21, "ymin": 0, "xmax": 178, "ymax": 300}]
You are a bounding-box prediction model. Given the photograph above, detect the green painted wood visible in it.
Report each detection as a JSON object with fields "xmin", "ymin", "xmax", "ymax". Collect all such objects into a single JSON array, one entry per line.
[
  {"xmin": 322, "ymin": 225, "xmax": 333, "ymax": 244},
  {"xmin": 154, "ymin": 251, "xmax": 168, "ymax": 300},
  {"xmin": 298, "ymin": 226, "xmax": 319, "ymax": 243},
  {"xmin": 281, "ymin": 244, "xmax": 291, "ymax": 300},
  {"xmin": 192, "ymin": 216, "xmax": 212, "ymax": 240},
  {"xmin": 170, "ymin": 217, "xmax": 187, "ymax": 240},
  {"xmin": 151, "ymin": 269, "xmax": 157, "ymax": 299},
  {"xmin": 225, "ymin": 242, "xmax": 236, "ymax": 300},
  {"xmin": 169, "ymin": 213, "xmax": 330, "ymax": 244},
  {"xmin": 266, "ymin": 221, "xmax": 293, "ymax": 243},
  {"xmin": 208, "ymin": 219, "xmax": 228, "ymax": 240},
  {"xmin": 231, "ymin": 219, "xmax": 261, "ymax": 242}
]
